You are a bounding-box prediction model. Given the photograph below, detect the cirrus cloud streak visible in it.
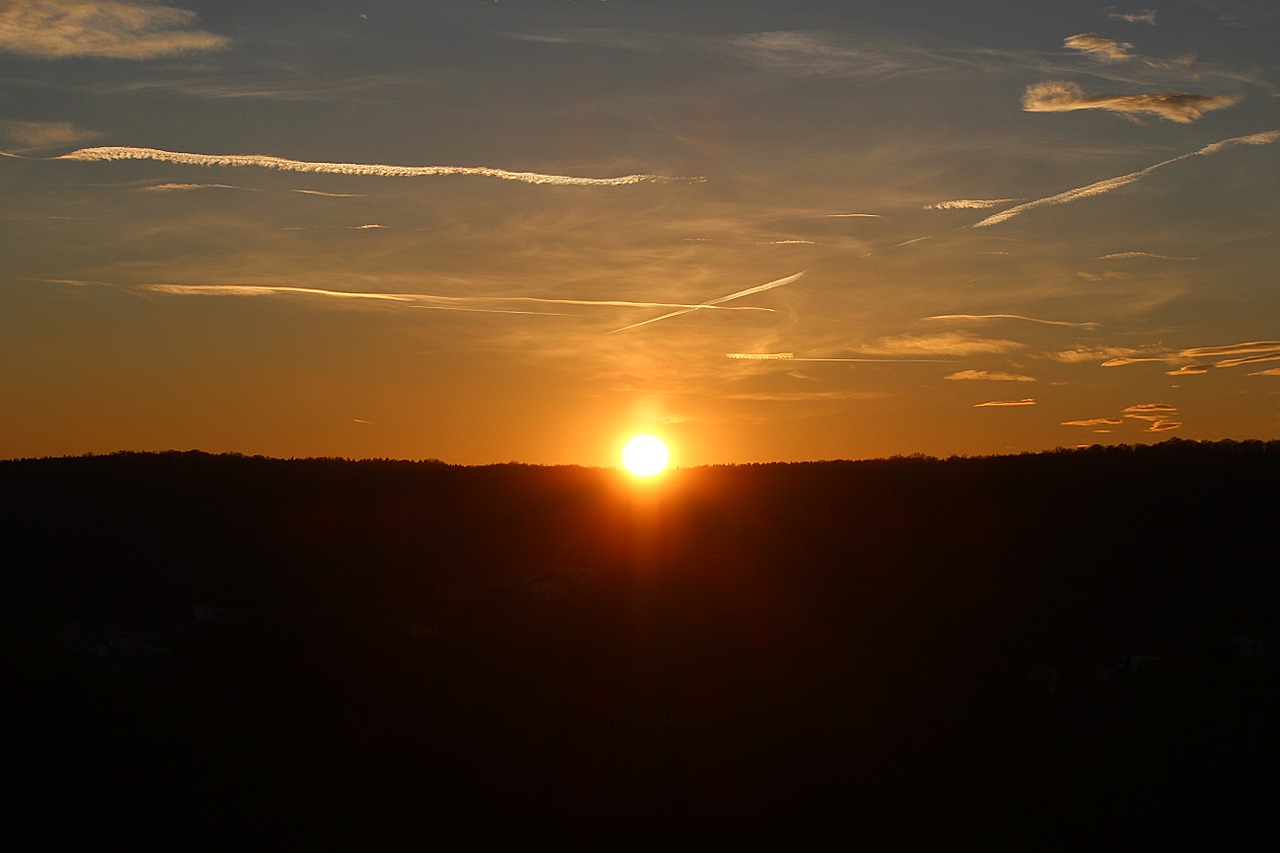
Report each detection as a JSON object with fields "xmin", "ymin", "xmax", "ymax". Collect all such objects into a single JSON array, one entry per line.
[
  {"xmin": 974, "ymin": 399, "xmax": 1037, "ymax": 407},
  {"xmin": 55, "ymin": 146, "xmax": 703, "ymax": 186},
  {"xmin": 973, "ymin": 130, "xmax": 1280, "ymax": 227}
]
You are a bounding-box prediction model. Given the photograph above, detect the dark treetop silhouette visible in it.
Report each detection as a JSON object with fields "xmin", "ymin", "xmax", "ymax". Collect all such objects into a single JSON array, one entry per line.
[{"xmin": 8, "ymin": 439, "xmax": 1280, "ymax": 847}]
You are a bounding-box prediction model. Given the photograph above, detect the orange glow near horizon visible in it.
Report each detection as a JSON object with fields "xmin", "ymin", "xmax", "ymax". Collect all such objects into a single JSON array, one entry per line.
[{"xmin": 621, "ymin": 435, "xmax": 671, "ymax": 477}]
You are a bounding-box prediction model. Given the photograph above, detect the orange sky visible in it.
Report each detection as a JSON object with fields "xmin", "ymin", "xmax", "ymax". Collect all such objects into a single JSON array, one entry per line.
[{"xmin": 2, "ymin": 1, "xmax": 1278, "ymax": 464}]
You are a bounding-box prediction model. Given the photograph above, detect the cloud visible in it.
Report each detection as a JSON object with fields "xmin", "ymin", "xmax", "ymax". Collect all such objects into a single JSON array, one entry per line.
[
  {"xmin": 0, "ymin": 0, "xmax": 230, "ymax": 59},
  {"xmin": 925, "ymin": 313, "xmax": 1098, "ymax": 328},
  {"xmin": 1166, "ymin": 365, "xmax": 1210, "ymax": 375},
  {"xmin": 945, "ymin": 370, "xmax": 1036, "ymax": 382},
  {"xmin": 1062, "ymin": 418, "xmax": 1125, "ymax": 427},
  {"xmin": 1096, "ymin": 252, "xmax": 1197, "ymax": 260},
  {"xmin": 1106, "ymin": 9, "xmax": 1158, "ymax": 25},
  {"xmin": 1102, "ymin": 356, "xmax": 1178, "ymax": 367},
  {"xmin": 140, "ymin": 283, "xmax": 779, "ymax": 317},
  {"xmin": 1188, "ymin": 0, "xmax": 1276, "ymax": 26},
  {"xmin": 1066, "ymin": 405, "xmax": 1179, "ymax": 431},
  {"xmin": 826, "ymin": 213, "xmax": 881, "ymax": 218},
  {"xmin": 608, "ymin": 271, "xmax": 804, "ymax": 334},
  {"xmin": 974, "ymin": 399, "xmax": 1037, "ymax": 407},
  {"xmin": 1021, "ymin": 81, "xmax": 1240, "ymax": 122},
  {"xmin": 1179, "ymin": 340, "xmax": 1280, "ymax": 358},
  {"xmin": 925, "ymin": 198, "xmax": 1020, "ymax": 210},
  {"xmin": 1064, "ymin": 34, "xmax": 1135, "ymax": 62},
  {"xmin": 1048, "ymin": 346, "xmax": 1157, "ymax": 364},
  {"xmin": 144, "ymin": 284, "xmax": 416, "ymax": 303},
  {"xmin": 972, "ymin": 129, "xmax": 1280, "ymax": 228},
  {"xmin": 860, "ymin": 331, "xmax": 1024, "ymax": 357},
  {"xmin": 1195, "ymin": 130, "xmax": 1280, "ymax": 156},
  {"xmin": 1123, "ymin": 403, "xmax": 1179, "ymax": 417},
  {"xmin": 975, "ymin": 167, "xmax": 1150, "ymax": 227},
  {"xmin": 725, "ymin": 389, "xmax": 884, "ymax": 403},
  {"xmin": 292, "ymin": 189, "xmax": 364, "ymax": 198},
  {"xmin": 1249, "ymin": 368, "xmax": 1280, "ymax": 376},
  {"xmin": 135, "ymin": 182, "xmax": 253, "ymax": 192},
  {"xmin": 1213, "ymin": 352, "xmax": 1280, "ymax": 369},
  {"xmin": 55, "ymin": 146, "xmax": 704, "ymax": 187},
  {"xmin": 0, "ymin": 119, "xmax": 100, "ymax": 151},
  {"xmin": 718, "ymin": 31, "xmax": 927, "ymax": 79},
  {"xmin": 726, "ymin": 352, "xmax": 953, "ymax": 363}
]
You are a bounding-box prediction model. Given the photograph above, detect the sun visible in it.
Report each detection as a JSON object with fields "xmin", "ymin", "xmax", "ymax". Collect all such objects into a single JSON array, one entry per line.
[{"xmin": 621, "ymin": 434, "xmax": 670, "ymax": 477}]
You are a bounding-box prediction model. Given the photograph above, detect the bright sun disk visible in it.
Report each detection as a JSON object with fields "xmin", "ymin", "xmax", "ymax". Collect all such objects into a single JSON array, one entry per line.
[{"xmin": 621, "ymin": 435, "xmax": 670, "ymax": 477}]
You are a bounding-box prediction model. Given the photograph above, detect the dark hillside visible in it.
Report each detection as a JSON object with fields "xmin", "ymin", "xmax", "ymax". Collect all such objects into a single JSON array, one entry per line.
[{"xmin": 7, "ymin": 440, "xmax": 1280, "ymax": 846}]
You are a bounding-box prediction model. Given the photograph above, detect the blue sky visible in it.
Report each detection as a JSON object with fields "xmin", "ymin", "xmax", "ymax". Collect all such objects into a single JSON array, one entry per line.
[{"xmin": 2, "ymin": 1, "xmax": 1277, "ymax": 464}]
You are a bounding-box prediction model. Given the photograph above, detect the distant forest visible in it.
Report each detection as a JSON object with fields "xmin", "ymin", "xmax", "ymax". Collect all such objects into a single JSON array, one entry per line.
[{"xmin": 9, "ymin": 439, "xmax": 1280, "ymax": 846}]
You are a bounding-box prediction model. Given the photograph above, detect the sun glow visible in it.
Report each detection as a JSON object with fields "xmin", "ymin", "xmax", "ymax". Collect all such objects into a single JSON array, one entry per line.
[{"xmin": 621, "ymin": 435, "xmax": 670, "ymax": 477}]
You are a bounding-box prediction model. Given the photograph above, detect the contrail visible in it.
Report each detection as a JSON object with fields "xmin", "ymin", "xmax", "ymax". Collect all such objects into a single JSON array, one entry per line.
[
  {"xmin": 140, "ymin": 283, "xmax": 772, "ymax": 314},
  {"xmin": 608, "ymin": 271, "xmax": 804, "ymax": 334},
  {"xmin": 972, "ymin": 129, "xmax": 1280, "ymax": 227},
  {"xmin": 923, "ymin": 313, "xmax": 1099, "ymax": 328},
  {"xmin": 54, "ymin": 146, "xmax": 706, "ymax": 186},
  {"xmin": 727, "ymin": 352, "xmax": 953, "ymax": 363}
]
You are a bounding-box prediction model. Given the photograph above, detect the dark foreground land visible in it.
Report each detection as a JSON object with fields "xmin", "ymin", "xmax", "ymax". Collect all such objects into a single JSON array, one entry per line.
[{"xmin": 8, "ymin": 440, "xmax": 1280, "ymax": 847}]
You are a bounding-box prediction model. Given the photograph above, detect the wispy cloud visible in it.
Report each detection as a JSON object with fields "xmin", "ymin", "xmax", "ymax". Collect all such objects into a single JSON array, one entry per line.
[
  {"xmin": 139, "ymin": 283, "xmax": 778, "ymax": 317},
  {"xmin": 1188, "ymin": 0, "xmax": 1277, "ymax": 26},
  {"xmin": 945, "ymin": 370, "xmax": 1036, "ymax": 382},
  {"xmin": 1213, "ymin": 352, "xmax": 1280, "ymax": 369},
  {"xmin": 925, "ymin": 198, "xmax": 1019, "ymax": 210},
  {"xmin": 143, "ymin": 284, "xmax": 416, "ymax": 303},
  {"xmin": 1179, "ymin": 340, "xmax": 1280, "ymax": 358},
  {"xmin": 1047, "ymin": 346, "xmax": 1163, "ymax": 364},
  {"xmin": 1021, "ymin": 81, "xmax": 1240, "ymax": 122},
  {"xmin": 135, "ymin": 182, "xmax": 253, "ymax": 193},
  {"xmin": 972, "ymin": 129, "xmax": 1280, "ymax": 227},
  {"xmin": 826, "ymin": 213, "xmax": 881, "ymax": 218},
  {"xmin": 0, "ymin": 119, "xmax": 99, "ymax": 152},
  {"xmin": 608, "ymin": 271, "xmax": 803, "ymax": 334},
  {"xmin": 1065, "ymin": 403, "xmax": 1180, "ymax": 432},
  {"xmin": 726, "ymin": 352, "xmax": 953, "ymax": 363},
  {"xmin": 1102, "ymin": 356, "xmax": 1179, "ymax": 367},
  {"xmin": 55, "ymin": 147, "xmax": 704, "ymax": 186},
  {"xmin": 1123, "ymin": 403, "xmax": 1179, "ymax": 417},
  {"xmin": 1106, "ymin": 8, "xmax": 1158, "ymax": 25},
  {"xmin": 1064, "ymin": 34, "xmax": 1135, "ymax": 62},
  {"xmin": 292, "ymin": 189, "xmax": 364, "ymax": 198},
  {"xmin": 924, "ymin": 313, "xmax": 1098, "ymax": 328},
  {"xmin": 974, "ymin": 399, "xmax": 1037, "ymax": 407},
  {"xmin": 1096, "ymin": 251, "xmax": 1197, "ymax": 260},
  {"xmin": 859, "ymin": 331, "xmax": 1024, "ymax": 357},
  {"xmin": 0, "ymin": 0, "xmax": 229, "ymax": 59},
  {"xmin": 1122, "ymin": 403, "xmax": 1184, "ymax": 432},
  {"xmin": 1076, "ymin": 271, "xmax": 1132, "ymax": 281},
  {"xmin": 718, "ymin": 31, "xmax": 929, "ymax": 79},
  {"xmin": 1166, "ymin": 365, "xmax": 1210, "ymax": 376},
  {"xmin": 724, "ymin": 389, "xmax": 884, "ymax": 403},
  {"xmin": 1062, "ymin": 417, "xmax": 1125, "ymax": 427},
  {"xmin": 1249, "ymin": 367, "xmax": 1280, "ymax": 376}
]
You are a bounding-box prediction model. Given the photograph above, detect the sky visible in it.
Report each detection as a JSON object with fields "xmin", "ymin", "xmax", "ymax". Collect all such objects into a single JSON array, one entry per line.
[{"xmin": 2, "ymin": 0, "xmax": 1278, "ymax": 466}]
